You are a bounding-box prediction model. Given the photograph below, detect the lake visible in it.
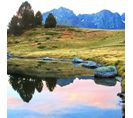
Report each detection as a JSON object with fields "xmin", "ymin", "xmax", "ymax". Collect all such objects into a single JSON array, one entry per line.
[{"xmin": 7, "ymin": 58, "xmax": 123, "ymax": 118}]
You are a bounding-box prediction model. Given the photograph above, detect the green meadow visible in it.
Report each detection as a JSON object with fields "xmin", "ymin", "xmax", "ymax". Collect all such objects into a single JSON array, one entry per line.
[{"xmin": 7, "ymin": 26, "xmax": 125, "ymax": 91}]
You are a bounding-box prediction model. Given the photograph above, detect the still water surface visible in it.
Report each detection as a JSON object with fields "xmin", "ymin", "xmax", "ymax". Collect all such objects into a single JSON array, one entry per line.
[
  {"xmin": 7, "ymin": 76, "xmax": 122, "ymax": 118},
  {"xmin": 7, "ymin": 59, "xmax": 122, "ymax": 118}
]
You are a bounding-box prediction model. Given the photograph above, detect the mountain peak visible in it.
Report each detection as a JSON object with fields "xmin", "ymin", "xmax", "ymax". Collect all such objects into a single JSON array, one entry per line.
[
  {"xmin": 56, "ymin": 7, "xmax": 74, "ymax": 14},
  {"xmin": 58, "ymin": 7, "xmax": 68, "ymax": 10},
  {"xmin": 42, "ymin": 7, "xmax": 125, "ymax": 29},
  {"xmin": 97, "ymin": 9, "xmax": 113, "ymax": 14}
]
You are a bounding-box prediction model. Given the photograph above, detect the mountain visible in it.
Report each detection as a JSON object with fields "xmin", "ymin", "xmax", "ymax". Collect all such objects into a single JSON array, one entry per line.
[
  {"xmin": 42, "ymin": 7, "xmax": 125, "ymax": 29},
  {"xmin": 121, "ymin": 13, "xmax": 125, "ymax": 22},
  {"xmin": 92, "ymin": 10, "xmax": 125, "ymax": 29},
  {"xmin": 77, "ymin": 14, "xmax": 96, "ymax": 28},
  {"xmin": 42, "ymin": 7, "xmax": 78, "ymax": 26}
]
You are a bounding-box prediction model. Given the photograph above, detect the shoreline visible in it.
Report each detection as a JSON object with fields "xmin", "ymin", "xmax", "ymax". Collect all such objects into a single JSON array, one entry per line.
[{"xmin": 8, "ymin": 55, "xmax": 125, "ymax": 92}]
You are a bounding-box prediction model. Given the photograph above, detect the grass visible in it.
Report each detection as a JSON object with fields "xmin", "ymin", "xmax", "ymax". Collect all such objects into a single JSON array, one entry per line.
[
  {"xmin": 45, "ymin": 31, "xmax": 60, "ymax": 35},
  {"xmin": 7, "ymin": 26, "xmax": 125, "ymax": 91},
  {"xmin": 8, "ymin": 58, "xmax": 94, "ymax": 79}
]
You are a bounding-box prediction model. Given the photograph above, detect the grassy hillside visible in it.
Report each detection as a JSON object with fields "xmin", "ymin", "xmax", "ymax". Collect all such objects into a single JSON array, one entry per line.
[{"xmin": 7, "ymin": 26, "xmax": 125, "ymax": 91}]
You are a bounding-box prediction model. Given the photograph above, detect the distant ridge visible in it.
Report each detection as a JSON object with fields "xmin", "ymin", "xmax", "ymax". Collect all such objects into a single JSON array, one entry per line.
[{"xmin": 42, "ymin": 7, "xmax": 125, "ymax": 29}]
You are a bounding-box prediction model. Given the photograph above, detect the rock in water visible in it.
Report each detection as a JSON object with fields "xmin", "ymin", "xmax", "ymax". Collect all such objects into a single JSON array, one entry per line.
[
  {"xmin": 94, "ymin": 66, "xmax": 117, "ymax": 78},
  {"xmin": 42, "ymin": 57, "xmax": 55, "ymax": 61},
  {"xmin": 82, "ymin": 61, "xmax": 97, "ymax": 68},
  {"xmin": 72, "ymin": 57, "xmax": 84, "ymax": 63}
]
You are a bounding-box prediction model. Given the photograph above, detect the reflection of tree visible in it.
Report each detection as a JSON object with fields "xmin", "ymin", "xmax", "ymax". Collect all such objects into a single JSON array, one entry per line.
[
  {"xmin": 35, "ymin": 79, "xmax": 43, "ymax": 92},
  {"xmin": 45, "ymin": 77, "xmax": 57, "ymax": 92},
  {"xmin": 9, "ymin": 75, "xmax": 43, "ymax": 102}
]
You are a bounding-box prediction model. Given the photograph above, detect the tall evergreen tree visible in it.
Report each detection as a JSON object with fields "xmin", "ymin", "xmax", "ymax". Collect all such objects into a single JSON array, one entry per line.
[
  {"xmin": 17, "ymin": 1, "xmax": 32, "ymax": 17},
  {"xmin": 44, "ymin": 13, "xmax": 57, "ymax": 28},
  {"xmin": 17, "ymin": 1, "xmax": 35, "ymax": 29},
  {"xmin": 21, "ymin": 9, "xmax": 35, "ymax": 29},
  {"xmin": 8, "ymin": 15, "xmax": 23, "ymax": 36},
  {"xmin": 35, "ymin": 11, "xmax": 42, "ymax": 26}
]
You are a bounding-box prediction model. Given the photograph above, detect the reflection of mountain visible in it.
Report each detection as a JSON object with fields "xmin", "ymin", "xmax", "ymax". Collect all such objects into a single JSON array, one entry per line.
[
  {"xmin": 9, "ymin": 75, "xmax": 43, "ymax": 102},
  {"xmin": 57, "ymin": 76, "xmax": 94, "ymax": 87},
  {"xmin": 9, "ymin": 74, "xmax": 117, "ymax": 102},
  {"xmin": 57, "ymin": 78, "xmax": 75, "ymax": 87}
]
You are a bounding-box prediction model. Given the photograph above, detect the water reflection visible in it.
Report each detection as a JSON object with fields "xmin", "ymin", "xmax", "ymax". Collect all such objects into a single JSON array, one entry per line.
[
  {"xmin": 94, "ymin": 78, "xmax": 117, "ymax": 86},
  {"xmin": 45, "ymin": 77, "xmax": 57, "ymax": 92},
  {"xmin": 7, "ymin": 59, "xmax": 123, "ymax": 118},
  {"xmin": 9, "ymin": 75, "xmax": 43, "ymax": 102},
  {"xmin": 8, "ymin": 74, "xmax": 123, "ymax": 118},
  {"xmin": 9, "ymin": 75, "xmax": 60, "ymax": 102},
  {"xmin": 9, "ymin": 74, "xmax": 119, "ymax": 103}
]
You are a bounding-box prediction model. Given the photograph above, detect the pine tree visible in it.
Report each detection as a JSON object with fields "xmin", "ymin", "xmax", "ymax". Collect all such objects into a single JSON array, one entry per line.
[
  {"xmin": 35, "ymin": 11, "xmax": 42, "ymax": 26},
  {"xmin": 17, "ymin": 1, "xmax": 35, "ymax": 29},
  {"xmin": 44, "ymin": 13, "xmax": 57, "ymax": 28},
  {"xmin": 8, "ymin": 15, "xmax": 23, "ymax": 36},
  {"xmin": 21, "ymin": 9, "xmax": 35, "ymax": 29},
  {"xmin": 17, "ymin": 1, "xmax": 32, "ymax": 17}
]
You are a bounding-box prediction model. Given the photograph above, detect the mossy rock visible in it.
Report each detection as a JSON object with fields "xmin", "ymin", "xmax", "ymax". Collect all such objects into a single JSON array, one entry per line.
[{"xmin": 94, "ymin": 66, "xmax": 117, "ymax": 78}]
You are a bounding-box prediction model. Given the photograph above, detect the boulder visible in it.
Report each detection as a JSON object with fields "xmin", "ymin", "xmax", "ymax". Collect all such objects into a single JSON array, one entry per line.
[
  {"xmin": 82, "ymin": 61, "xmax": 97, "ymax": 68},
  {"xmin": 94, "ymin": 66, "xmax": 117, "ymax": 78},
  {"xmin": 72, "ymin": 57, "xmax": 84, "ymax": 63}
]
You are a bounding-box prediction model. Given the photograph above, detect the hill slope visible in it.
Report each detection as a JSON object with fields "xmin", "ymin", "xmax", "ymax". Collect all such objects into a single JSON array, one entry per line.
[
  {"xmin": 7, "ymin": 26, "xmax": 124, "ymax": 66},
  {"xmin": 7, "ymin": 26, "xmax": 125, "ymax": 90}
]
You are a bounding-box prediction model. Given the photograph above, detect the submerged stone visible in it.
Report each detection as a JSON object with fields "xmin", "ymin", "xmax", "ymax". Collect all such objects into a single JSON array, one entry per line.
[
  {"xmin": 72, "ymin": 57, "xmax": 84, "ymax": 63},
  {"xmin": 82, "ymin": 61, "xmax": 97, "ymax": 68},
  {"xmin": 42, "ymin": 57, "xmax": 55, "ymax": 61}
]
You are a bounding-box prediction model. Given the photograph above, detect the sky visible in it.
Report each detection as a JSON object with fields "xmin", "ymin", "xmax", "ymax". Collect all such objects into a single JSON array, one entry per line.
[{"xmin": 6, "ymin": 0, "xmax": 125, "ymax": 25}]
